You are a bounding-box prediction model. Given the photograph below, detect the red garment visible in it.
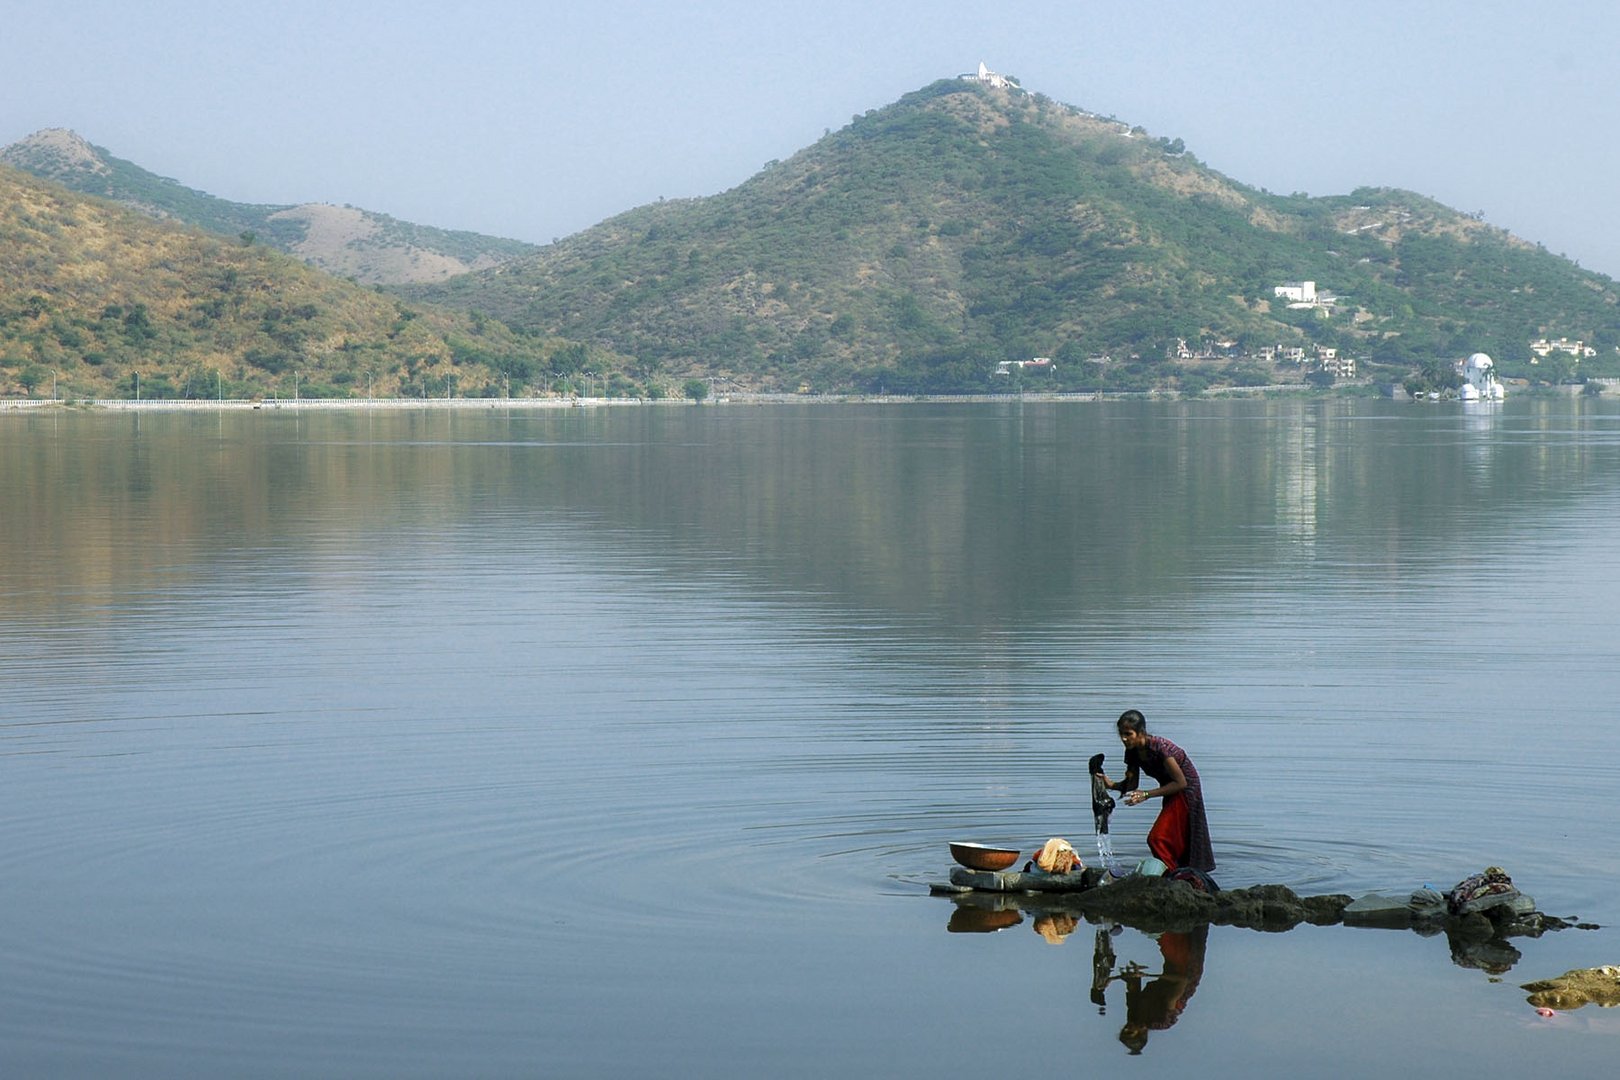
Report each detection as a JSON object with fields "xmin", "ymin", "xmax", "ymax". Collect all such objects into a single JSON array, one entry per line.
[
  {"xmin": 1120, "ymin": 925, "xmax": 1209, "ymax": 1043},
  {"xmin": 1147, "ymin": 790, "xmax": 1191, "ymax": 869}
]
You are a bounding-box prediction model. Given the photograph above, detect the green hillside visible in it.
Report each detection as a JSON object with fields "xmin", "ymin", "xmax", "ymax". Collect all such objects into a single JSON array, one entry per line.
[
  {"xmin": 412, "ymin": 79, "xmax": 1620, "ymax": 394},
  {"xmin": 0, "ymin": 164, "xmax": 605, "ymax": 400},
  {"xmin": 2, "ymin": 129, "xmax": 539, "ymax": 285}
]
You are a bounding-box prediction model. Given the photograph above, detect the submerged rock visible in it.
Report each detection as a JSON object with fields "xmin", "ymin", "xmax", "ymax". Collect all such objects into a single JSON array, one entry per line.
[
  {"xmin": 953, "ymin": 873, "xmax": 1354, "ymax": 934},
  {"xmin": 1214, "ymin": 883, "xmax": 1351, "ymax": 931},
  {"xmin": 1343, "ymin": 893, "xmax": 1415, "ymax": 928},
  {"xmin": 932, "ymin": 865, "xmax": 1588, "ymax": 948},
  {"xmin": 1064, "ymin": 873, "xmax": 1218, "ymax": 932},
  {"xmin": 1522, "ymin": 965, "xmax": 1620, "ymax": 1011}
]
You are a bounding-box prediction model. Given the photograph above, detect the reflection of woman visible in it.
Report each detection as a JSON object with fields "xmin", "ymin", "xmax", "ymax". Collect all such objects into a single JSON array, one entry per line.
[
  {"xmin": 1098, "ymin": 709, "xmax": 1214, "ymax": 873},
  {"xmin": 1118, "ymin": 925, "xmax": 1208, "ymax": 1054}
]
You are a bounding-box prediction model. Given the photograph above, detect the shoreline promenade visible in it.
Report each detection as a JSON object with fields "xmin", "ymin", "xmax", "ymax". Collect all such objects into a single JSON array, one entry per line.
[{"xmin": 0, "ymin": 385, "xmax": 1326, "ymax": 413}]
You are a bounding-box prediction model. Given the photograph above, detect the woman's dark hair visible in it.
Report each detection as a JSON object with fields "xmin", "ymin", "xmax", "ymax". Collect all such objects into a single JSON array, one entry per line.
[{"xmin": 1117, "ymin": 709, "xmax": 1147, "ymax": 735}]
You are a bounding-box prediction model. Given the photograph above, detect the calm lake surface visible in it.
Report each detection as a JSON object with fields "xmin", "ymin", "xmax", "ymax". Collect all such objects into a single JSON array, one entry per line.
[{"xmin": 3, "ymin": 399, "xmax": 1618, "ymax": 1076}]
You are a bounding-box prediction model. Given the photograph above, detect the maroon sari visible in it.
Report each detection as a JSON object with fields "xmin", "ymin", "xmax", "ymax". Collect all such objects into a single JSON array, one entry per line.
[{"xmin": 1122, "ymin": 735, "xmax": 1215, "ymax": 873}]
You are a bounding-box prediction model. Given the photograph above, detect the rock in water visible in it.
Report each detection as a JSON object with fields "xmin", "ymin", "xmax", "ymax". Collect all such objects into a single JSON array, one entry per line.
[{"xmin": 1522, "ymin": 966, "xmax": 1620, "ymax": 1011}]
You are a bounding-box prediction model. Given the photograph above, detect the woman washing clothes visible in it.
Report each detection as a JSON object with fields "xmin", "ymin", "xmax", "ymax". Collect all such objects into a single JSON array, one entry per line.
[{"xmin": 1095, "ymin": 709, "xmax": 1215, "ymax": 874}]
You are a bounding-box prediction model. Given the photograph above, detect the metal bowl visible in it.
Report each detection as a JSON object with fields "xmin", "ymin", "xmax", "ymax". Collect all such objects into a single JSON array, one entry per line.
[{"xmin": 949, "ymin": 842, "xmax": 1022, "ymax": 872}]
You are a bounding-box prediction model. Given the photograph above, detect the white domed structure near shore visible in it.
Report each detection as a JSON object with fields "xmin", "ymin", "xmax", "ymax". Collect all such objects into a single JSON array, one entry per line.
[{"xmin": 1458, "ymin": 352, "xmax": 1506, "ymax": 401}]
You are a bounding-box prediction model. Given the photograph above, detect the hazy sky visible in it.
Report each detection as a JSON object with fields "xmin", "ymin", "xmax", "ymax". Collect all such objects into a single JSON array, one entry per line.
[{"xmin": 5, "ymin": 1, "xmax": 1618, "ymax": 275}]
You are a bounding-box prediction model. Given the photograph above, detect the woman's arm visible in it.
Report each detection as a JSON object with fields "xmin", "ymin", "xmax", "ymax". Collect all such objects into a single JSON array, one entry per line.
[
  {"xmin": 1125, "ymin": 756, "xmax": 1187, "ymax": 805},
  {"xmin": 1110, "ymin": 760, "xmax": 1140, "ymax": 793}
]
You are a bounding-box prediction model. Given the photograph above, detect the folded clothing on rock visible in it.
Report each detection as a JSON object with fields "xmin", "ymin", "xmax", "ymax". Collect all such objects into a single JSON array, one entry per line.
[{"xmin": 1447, "ymin": 866, "xmax": 1518, "ymax": 915}]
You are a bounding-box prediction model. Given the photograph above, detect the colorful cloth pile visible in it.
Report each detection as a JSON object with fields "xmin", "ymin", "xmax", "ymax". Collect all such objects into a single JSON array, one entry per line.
[{"xmin": 1446, "ymin": 866, "xmax": 1518, "ymax": 915}]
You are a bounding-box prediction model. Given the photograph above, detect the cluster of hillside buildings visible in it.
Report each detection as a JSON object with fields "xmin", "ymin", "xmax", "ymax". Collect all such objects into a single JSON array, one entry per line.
[
  {"xmin": 994, "ymin": 328, "xmax": 1597, "ymax": 385},
  {"xmin": 983, "ymin": 247, "xmax": 1595, "ymax": 381},
  {"xmin": 1174, "ymin": 337, "xmax": 1356, "ymax": 378},
  {"xmin": 1529, "ymin": 337, "xmax": 1596, "ymax": 362},
  {"xmin": 1269, "ymin": 283, "xmax": 1603, "ymax": 372}
]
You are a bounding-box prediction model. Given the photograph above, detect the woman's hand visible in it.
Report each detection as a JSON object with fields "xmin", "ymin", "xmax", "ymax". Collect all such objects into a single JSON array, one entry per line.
[{"xmin": 1125, "ymin": 790, "xmax": 1149, "ymax": 806}]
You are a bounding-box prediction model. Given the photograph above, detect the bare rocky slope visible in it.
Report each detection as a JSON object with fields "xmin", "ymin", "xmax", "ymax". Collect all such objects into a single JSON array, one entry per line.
[{"xmin": 2, "ymin": 129, "xmax": 538, "ymax": 286}]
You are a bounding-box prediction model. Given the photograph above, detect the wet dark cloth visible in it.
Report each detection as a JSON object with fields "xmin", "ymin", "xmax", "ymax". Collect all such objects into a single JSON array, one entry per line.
[{"xmin": 1122, "ymin": 735, "xmax": 1215, "ymax": 873}]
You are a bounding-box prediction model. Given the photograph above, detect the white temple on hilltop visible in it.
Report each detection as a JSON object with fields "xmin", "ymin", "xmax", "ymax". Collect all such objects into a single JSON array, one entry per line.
[{"xmin": 962, "ymin": 62, "xmax": 1016, "ymax": 90}]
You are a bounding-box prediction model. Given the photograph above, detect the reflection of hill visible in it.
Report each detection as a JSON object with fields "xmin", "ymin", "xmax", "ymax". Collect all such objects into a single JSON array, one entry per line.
[
  {"xmin": 4, "ymin": 402, "xmax": 1619, "ymax": 631},
  {"xmin": 511, "ymin": 400, "xmax": 1620, "ymax": 629}
]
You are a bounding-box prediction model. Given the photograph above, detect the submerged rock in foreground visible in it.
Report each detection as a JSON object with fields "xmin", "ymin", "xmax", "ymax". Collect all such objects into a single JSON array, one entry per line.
[
  {"xmin": 1522, "ymin": 965, "xmax": 1620, "ymax": 1010},
  {"xmin": 933, "ymin": 869, "xmax": 1590, "ymax": 941},
  {"xmin": 934, "ymin": 870, "xmax": 1350, "ymax": 932},
  {"xmin": 1059, "ymin": 874, "xmax": 1351, "ymax": 933}
]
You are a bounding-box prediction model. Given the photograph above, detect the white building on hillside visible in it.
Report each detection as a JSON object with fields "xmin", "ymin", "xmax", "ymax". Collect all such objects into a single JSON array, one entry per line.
[
  {"xmin": 1321, "ymin": 354, "xmax": 1356, "ymax": 379},
  {"xmin": 995, "ymin": 357, "xmax": 1052, "ymax": 375},
  {"xmin": 1274, "ymin": 281, "xmax": 1317, "ymax": 304}
]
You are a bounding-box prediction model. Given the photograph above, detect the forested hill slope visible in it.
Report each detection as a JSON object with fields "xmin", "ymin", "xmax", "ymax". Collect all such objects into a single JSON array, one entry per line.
[
  {"xmin": 0, "ymin": 163, "xmax": 583, "ymax": 400},
  {"xmin": 411, "ymin": 78, "xmax": 1620, "ymax": 393},
  {"xmin": 2, "ymin": 129, "xmax": 538, "ymax": 286}
]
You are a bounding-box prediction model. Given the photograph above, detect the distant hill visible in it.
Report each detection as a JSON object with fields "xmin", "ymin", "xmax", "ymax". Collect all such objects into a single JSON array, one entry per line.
[
  {"xmin": 0, "ymin": 163, "xmax": 598, "ymax": 400},
  {"xmin": 410, "ymin": 78, "xmax": 1620, "ymax": 393},
  {"xmin": 2, "ymin": 129, "xmax": 539, "ymax": 286}
]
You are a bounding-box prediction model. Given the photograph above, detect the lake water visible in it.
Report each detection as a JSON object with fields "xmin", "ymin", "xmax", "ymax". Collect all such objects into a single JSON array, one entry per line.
[{"xmin": 3, "ymin": 399, "xmax": 1618, "ymax": 1077}]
